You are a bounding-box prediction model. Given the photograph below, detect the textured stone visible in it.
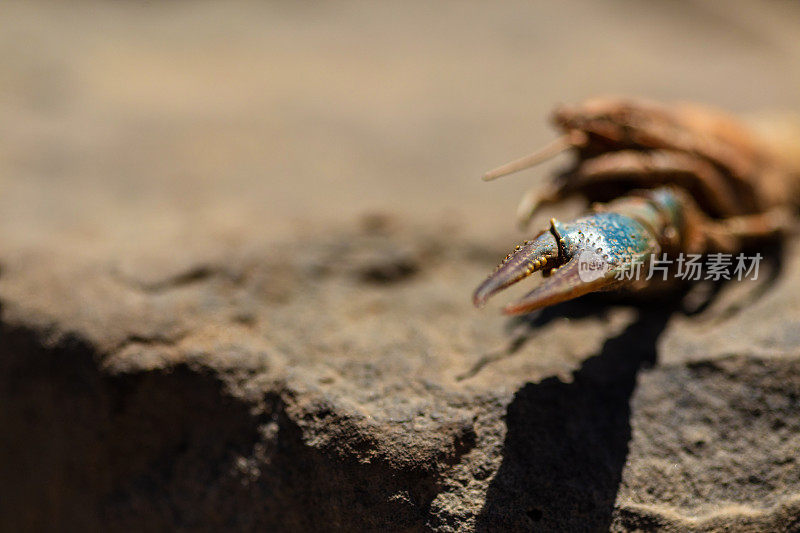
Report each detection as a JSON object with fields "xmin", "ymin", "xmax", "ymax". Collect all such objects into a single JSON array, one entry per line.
[{"xmin": 3, "ymin": 226, "xmax": 800, "ymax": 531}]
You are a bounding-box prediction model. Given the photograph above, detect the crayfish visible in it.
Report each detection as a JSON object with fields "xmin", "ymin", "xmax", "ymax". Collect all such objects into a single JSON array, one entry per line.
[{"xmin": 473, "ymin": 97, "xmax": 800, "ymax": 315}]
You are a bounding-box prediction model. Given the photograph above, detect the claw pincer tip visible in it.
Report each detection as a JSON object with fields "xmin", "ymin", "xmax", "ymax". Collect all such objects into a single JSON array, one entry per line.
[{"xmin": 472, "ymin": 230, "xmax": 560, "ymax": 307}]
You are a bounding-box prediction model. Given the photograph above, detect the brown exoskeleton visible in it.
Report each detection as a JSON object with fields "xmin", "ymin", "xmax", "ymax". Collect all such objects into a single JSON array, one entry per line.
[{"xmin": 473, "ymin": 97, "xmax": 800, "ymax": 315}]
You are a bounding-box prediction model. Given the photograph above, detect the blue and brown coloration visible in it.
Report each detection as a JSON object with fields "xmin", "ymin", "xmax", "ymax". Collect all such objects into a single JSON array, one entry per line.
[{"xmin": 474, "ymin": 98, "xmax": 800, "ymax": 315}]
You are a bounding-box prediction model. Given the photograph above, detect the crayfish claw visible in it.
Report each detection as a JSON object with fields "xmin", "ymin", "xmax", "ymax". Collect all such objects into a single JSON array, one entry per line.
[{"xmin": 475, "ymin": 202, "xmax": 666, "ymax": 314}]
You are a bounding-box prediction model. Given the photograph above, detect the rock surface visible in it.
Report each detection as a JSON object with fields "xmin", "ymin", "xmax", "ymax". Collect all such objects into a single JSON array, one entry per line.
[
  {"xmin": 3, "ymin": 1, "xmax": 800, "ymax": 531},
  {"xmin": 3, "ymin": 222, "xmax": 800, "ymax": 532}
]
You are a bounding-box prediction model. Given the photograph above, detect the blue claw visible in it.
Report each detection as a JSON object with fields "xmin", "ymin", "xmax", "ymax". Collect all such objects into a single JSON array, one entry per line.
[{"xmin": 474, "ymin": 199, "xmax": 667, "ymax": 314}]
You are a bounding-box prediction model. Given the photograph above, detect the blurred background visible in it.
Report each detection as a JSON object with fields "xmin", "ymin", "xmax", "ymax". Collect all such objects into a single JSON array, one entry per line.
[{"xmin": 1, "ymin": 0, "xmax": 800, "ymax": 248}]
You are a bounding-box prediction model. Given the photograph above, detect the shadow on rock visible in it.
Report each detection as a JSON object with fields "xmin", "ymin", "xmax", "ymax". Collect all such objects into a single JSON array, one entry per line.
[{"xmin": 476, "ymin": 304, "xmax": 675, "ymax": 532}]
